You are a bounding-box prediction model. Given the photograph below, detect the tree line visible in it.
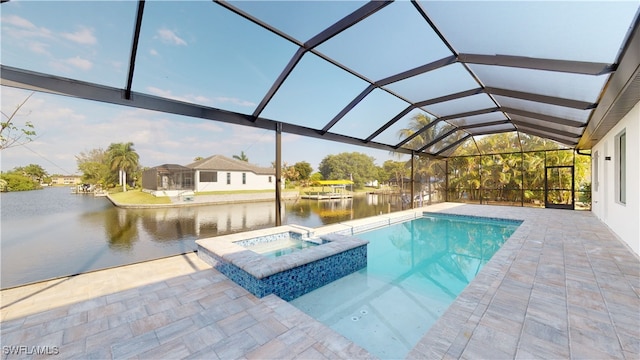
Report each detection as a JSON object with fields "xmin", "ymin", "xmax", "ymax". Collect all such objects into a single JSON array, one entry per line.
[
  {"xmin": 0, "ymin": 164, "xmax": 49, "ymax": 192},
  {"xmin": 76, "ymin": 142, "xmax": 140, "ymax": 192},
  {"xmin": 72, "ymin": 112, "xmax": 590, "ymax": 205},
  {"xmin": 392, "ymin": 113, "xmax": 591, "ymax": 206}
]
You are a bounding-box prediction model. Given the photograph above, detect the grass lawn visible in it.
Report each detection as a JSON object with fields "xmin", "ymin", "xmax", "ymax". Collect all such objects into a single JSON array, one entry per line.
[{"xmin": 109, "ymin": 190, "xmax": 171, "ymax": 204}]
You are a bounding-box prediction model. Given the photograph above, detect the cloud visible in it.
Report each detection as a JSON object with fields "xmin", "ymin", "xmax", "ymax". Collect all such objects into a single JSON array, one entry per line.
[
  {"xmin": 61, "ymin": 26, "xmax": 96, "ymax": 45},
  {"xmin": 1, "ymin": 88, "xmax": 273, "ymax": 174},
  {"xmin": 146, "ymin": 87, "xmax": 188, "ymax": 102},
  {"xmin": 191, "ymin": 121, "xmax": 225, "ymax": 133},
  {"xmin": 65, "ymin": 56, "xmax": 93, "ymax": 71},
  {"xmin": 145, "ymin": 86, "xmax": 257, "ymax": 109},
  {"xmin": 145, "ymin": 87, "xmax": 209, "ymax": 105},
  {"xmin": 156, "ymin": 28, "xmax": 187, "ymax": 46},
  {"xmin": 1, "ymin": 14, "xmax": 53, "ymax": 40},
  {"xmin": 109, "ymin": 60, "xmax": 125, "ymax": 72},
  {"xmin": 28, "ymin": 42, "xmax": 50, "ymax": 55},
  {"xmin": 212, "ymin": 97, "xmax": 256, "ymax": 108},
  {"xmin": 2, "ymin": 14, "xmax": 37, "ymax": 30},
  {"xmin": 149, "ymin": 49, "xmax": 159, "ymax": 56}
]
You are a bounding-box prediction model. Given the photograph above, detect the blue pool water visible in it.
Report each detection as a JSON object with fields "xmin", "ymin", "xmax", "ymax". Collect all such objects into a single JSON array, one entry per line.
[
  {"xmin": 290, "ymin": 213, "xmax": 521, "ymax": 359},
  {"xmin": 242, "ymin": 238, "xmax": 320, "ymax": 258}
]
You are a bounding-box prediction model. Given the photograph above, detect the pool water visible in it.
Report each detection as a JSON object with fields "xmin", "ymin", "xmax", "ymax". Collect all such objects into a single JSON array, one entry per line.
[
  {"xmin": 242, "ymin": 238, "xmax": 319, "ymax": 258},
  {"xmin": 290, "ymin": 213, "xmax": 520, "ymax": 359}
]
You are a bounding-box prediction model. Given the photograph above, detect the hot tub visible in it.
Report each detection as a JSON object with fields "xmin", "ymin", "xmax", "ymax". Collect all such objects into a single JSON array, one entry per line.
[
  {"xmin": 196, "ymin": 225, "xmax": 368, "ymax": 300},
  {"xmin": 233, "ymin": 231, "xmax": 325, "ymax": 258}
]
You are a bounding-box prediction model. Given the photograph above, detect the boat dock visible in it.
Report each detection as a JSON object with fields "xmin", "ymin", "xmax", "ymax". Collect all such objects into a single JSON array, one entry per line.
[{"xmin": 300, "ymin": 192, "xmax": 353, "ymax": 200}]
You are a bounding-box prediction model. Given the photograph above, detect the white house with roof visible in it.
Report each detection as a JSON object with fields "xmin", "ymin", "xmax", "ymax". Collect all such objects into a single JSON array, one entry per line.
[{"xmin": 187, "ymin": 155, "xmax": 276, "ymax": 192}]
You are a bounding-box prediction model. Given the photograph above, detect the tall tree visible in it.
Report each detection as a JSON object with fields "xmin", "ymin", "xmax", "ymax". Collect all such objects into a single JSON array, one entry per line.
[
  {"xmin": 20, "ymin": 164, "xmax": 48, "ymax": 183},
  {"xmin": 281, "ymin": 162, "xmax": 300, "ymax": 185},
  {"xmin": 293, "ymin": 161, "xmax": 313, "ymax": 182},
  {"xmin": 107, "ymin": 142, "xmax": 139, "ymax": 192},
  {"xmin": 382, "ymin": 160, "xmax": 409, "ymax": 189},
  {"xmin": 233, "ymin": 151, "xmax": 249, "ymax": 162},
  {"xmin": 76, "ymin": 148, "xmax": 111, "ymax": 185},
  {"xmin": 318, "ymin": 152, "xmax": 377, "ymax": 189}
]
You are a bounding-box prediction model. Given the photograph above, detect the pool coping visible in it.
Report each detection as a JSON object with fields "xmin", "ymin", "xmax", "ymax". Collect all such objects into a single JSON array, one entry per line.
[
  {"xmin": 195, "ymin": 225, "xmax": 368, "ymax": 280},
  {"xmin": 195, "ymin": 207, "xmax": 436, "ymax": 279}
]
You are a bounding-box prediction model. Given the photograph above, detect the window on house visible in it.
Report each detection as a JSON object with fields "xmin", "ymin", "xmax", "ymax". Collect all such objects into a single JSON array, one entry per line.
[
  {"xmin": 242, "ymin": 173, "xmax": 246, "ymax": 185},
  {"xmin": 617, "ymin": 131, "xmax": 626, "ymax": 204},
  {"xmin": 199, "ymin": 171, "xmax": 217, "ymax": 182},
  {"xmin": 593, "ymin": 151, "xmax": 599, "ymax": 192},
  {"xmin": 227, "ymin": 172, "xmax": 231, "ymax": 185},
  {"xmin": 269, "ymin": 176, "xmax": 272, "ymax": 183}
]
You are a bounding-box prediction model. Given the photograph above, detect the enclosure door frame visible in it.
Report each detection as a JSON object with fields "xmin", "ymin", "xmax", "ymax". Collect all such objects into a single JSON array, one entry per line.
[{"xmin": 544, "ymin": 165, "xmax": 575, "ymax": 210}]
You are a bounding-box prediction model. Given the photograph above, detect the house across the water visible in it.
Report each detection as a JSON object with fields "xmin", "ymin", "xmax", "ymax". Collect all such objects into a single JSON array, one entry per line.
[{"xmin": 142, "ymin": 155, "xmax": 275, "ymax": 196}]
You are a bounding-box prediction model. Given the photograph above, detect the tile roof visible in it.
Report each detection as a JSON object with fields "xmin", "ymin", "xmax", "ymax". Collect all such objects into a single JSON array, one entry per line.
[{"xmin": 186, "ymin": 155, "xmax": 275, "ymax": 175}]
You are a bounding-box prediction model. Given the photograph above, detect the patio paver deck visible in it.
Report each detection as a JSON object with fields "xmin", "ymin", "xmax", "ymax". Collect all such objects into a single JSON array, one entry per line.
[{"xmin": 1, "ymin": 203, "xmax": 638, "ymax": 359}]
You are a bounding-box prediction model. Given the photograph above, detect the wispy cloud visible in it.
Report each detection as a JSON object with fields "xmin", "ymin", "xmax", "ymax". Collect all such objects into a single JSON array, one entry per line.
[
  {"xmin": 156, "ymin": 28, "xmax": 187, "ymax": 46},
  {"xmin": 28, "ymin": 42, "xmax": 50, "ymax": 55},
  {"xmin": 2, "ymin": 14, "xmax": 97, "ymax": 73},
  {"xmin": 145, "ymin": 87, "xmax": 256, "ymax": 108},
  {"xmin": 2, "ymin": 14, "xmax": 37, "ymax": 29},
  {"xmin": 65, "ymin": 56, "xmax": 93, "ymax": 71},
  {"xmin": 149, "ymin": 49, "xmax": 159, "ymax": 56},
  {"xmin": 147, "ymin": 87, "xmax": 209, "ymax": 106},
  {"xmin": 213, "ymin": 97, "xmax": 257, "ymax": 107},
  {"xmin": 61, "ymin": 26, "xmax": 97, "ymax": 45},
  {"xmin": 1, "ymin": 14, "xmax": 53, "ymax": 39},
  {"xmin": 146, "ymin": 87, "xmax": 192, "ymax": 103}
]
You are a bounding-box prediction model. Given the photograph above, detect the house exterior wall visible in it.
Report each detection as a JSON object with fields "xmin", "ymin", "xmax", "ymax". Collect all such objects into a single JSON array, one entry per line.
[
  {"xmin": 51, "ymin": 176, "xmax": 82, "ymax": 185},
  {"xmin": 591, "ymin": 100, "xmax": 640, "ymax": 256},
  {"xmin": 194, "ymin": 170, "xmax": 274, "ymax": 192}
]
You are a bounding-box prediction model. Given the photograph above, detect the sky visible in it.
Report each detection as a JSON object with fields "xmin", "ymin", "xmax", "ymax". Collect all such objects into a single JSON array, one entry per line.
[
  {"xmin": 1, "ymin": 86, "xmax": 406, "ymax": 175},
  {"xmin": 1, "ymin": 1, "xmax": 637, "ymax": 175},
  {"xmin": 0, "ymin": 1, "xmax": 409, "ymax": 175}
]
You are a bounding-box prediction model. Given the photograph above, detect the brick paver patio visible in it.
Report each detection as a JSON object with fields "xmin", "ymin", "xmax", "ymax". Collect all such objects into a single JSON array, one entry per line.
[{"xmin": 1, "ymin": 203, "xmax": 638, "ymax": 359}]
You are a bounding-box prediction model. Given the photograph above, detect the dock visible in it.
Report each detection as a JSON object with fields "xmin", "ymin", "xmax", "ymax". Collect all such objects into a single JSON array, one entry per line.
[{"xmin": 300, "ymin": 192, "xmax": 353, "ymax": 200}]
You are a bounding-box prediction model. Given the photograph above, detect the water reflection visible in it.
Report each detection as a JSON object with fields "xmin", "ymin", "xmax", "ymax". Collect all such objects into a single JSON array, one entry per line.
[
  {"xmin": 1, "ymin": 187, "xmax": 409, "ymax": 288},
  {"xmin": 388, "ymin": 217, "xmax": 516, "ymax": 287},
  {"xmin": 285, "ymin": 193, "xmax": 405, "ymax": 227}
]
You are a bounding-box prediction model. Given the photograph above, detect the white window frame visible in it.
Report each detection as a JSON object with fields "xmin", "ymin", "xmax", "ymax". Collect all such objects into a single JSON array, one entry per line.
[
  {"xmin": 615, "ymin": 130, "xmax": 626, "ymax": 205},
  {"xmin": 593, "ymin": 151, "xmax": 599, "ymax": 192}
]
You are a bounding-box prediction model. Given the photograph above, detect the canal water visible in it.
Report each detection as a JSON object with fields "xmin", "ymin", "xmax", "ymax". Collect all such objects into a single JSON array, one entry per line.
[{"xmin": 1, "ymin": 186, "xmax": 407, "ymax": 288}]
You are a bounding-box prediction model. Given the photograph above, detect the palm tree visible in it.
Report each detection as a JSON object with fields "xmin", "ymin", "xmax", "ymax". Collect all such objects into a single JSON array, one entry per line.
[
  {"xmin": 107, "ymin": 142, "xmax": 139, "ymax": 192},
  {"xmin": 397, "ymin": 113, "xmax": 437, "ymax": 151},
  {"xmin": 233, "ymin": 151, "xmax": 249, "ymax": 162}
]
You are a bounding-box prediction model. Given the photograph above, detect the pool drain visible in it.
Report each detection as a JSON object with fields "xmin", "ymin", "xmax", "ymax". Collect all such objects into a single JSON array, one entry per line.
[
  {"xmin": 360, "ymin": 309, "xmax": 368, "ymax": 315},
  {"xmin": 351, "ymin": 316, "xmax": 359, "ymax": 321}
]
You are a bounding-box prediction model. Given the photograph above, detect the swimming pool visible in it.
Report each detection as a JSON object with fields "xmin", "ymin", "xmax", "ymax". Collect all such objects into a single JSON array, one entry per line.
[{"xmin": 290, "ymin": 213, "xmax": 521, "ymax": 359}]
